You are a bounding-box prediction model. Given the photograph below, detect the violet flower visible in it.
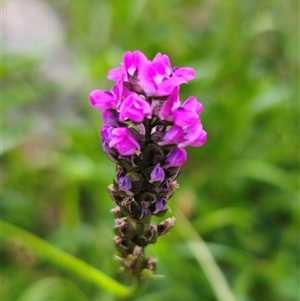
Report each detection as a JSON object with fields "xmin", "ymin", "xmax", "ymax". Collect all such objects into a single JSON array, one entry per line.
[
  {"xmin": 149, "ymin": 164, "xmax": 165, "ymax": 183},
  {"xmin": 90, "ymin": 50, "xmax": 206, "ymax": 278}
]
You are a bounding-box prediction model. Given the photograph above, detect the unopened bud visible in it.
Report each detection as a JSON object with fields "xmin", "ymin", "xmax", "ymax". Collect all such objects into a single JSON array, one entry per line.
[{"xmin": 158, "ymin": 217, "xmax": 176, "ymax": 236}]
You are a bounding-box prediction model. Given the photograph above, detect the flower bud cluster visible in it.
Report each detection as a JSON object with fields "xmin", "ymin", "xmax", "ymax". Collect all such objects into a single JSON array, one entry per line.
[{"xmin": 90, "ymin": 50, "xmax": 206, "ymax": 277}]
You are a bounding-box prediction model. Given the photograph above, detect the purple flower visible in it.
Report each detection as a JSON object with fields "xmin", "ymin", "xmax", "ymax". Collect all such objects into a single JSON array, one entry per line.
[
  {"xmin": 173, "ymin": 96, "xmax": 203, "ymax": 128},
  {"xmin": 107, "ymin": 67, "xmax": 126, "ymax": 82},
  {"xmin": 138, "ymin": 53, "xmax": 196, "ymax": 97},
  {"xmin": 101, "ymin": 125, "xmax": 114, "ymax": 142},
  {"xmin": 149, "ymin": 164, "xmax": 165, "ymax": 183},
  {"xmin": 90, "ymin": 80, "xmax": 122, "ymax": 111},
  {"xmin": 108, "ymin": 50, "xmax": 148, "ymax": 82},
  {"xmin": 158, "ymin": 125, "xmax": 185, "ymax": 146},
  {"xmin": 177, "ymin": 121, "xmax": 207, "ymax": 148},
  {"xmin": 139, "ymin": 53, "xmax": 176, "ymax": 97},
  {"xmin": 163, "ymin": 147, "xmax": 187, "ymax": 168},
  {"xmin": 118, "ymin": 175, "xmax": 133, "ymax": 195},
  {"xmin": 158, "ymin": 118, "xmax": 207, "ymax": 148},
  {"xmin": 173, "ymin": 67, "xmax": 196, "ymax": 84},
  {"xmin": 190, "ymin": 130, "xmax": 207, "ymax": 147},
  {"xmin": 123, "ymin": 50, "xmax": 148, "ymax": 77},
  {"xmin": 119, "ymin": 94, "xmax": 152, "ymax": 123},
  {"xmin": 158, "ymin": 86, "xmax": 180, "ymax": 121},
  {"xmin": 153, "ymin": 198, "xmax": 167, "ymax": 214},
  {"xmin": 109, "ymin": 127, "xmax": 140, "ymax": 156},
  {"xmin": 103, "ymin": 109, "xmax": 120, "ymax": 127}
]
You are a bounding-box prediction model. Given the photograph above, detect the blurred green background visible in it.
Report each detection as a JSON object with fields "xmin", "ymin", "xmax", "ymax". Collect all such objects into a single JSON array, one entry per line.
[{"xmin": 2, "ymin": 0, "xmax": 299, "ymax": 300}]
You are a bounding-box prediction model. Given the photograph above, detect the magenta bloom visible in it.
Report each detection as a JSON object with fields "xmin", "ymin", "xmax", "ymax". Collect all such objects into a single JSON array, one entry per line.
[
  {"xmin": 123, "ymin": 50, "xmax": 148, "ymax": 77},
  {"xmin": 139, "ymin": 53, "xmax": 196, "ymax": 97},
  {"xmin": 158, "ymin": 87, "xmax": 180, "ymax": 121},
  {"xmin": 189, "ymin": 129, "xmax": 207, "ymax": 147},
  {"xmin": 159, "ymin": 120, "xmax": 207, "ymax": 148},
  {"xmin": 90, "ymin": 80, "xmax": 122, "ymax": 111},
  {"xmin": 108, "ymin": 127, "xmax": 140, "ymax": 156},
  {"xmin": 139, "ymin": 53, "xmax": 175, "ymax": 97},
  {"xmin": 108, "ymin": 50, "xmax": 148, "ymax": 81},
  {"xmin": 173, "ymin": 67, "xmax": 196, "ymax": 84},
  {"xmin": 119, "ymin": 94, "xmax": 152, "ymax": 123},
  {"xmin": 163, "ymin": 147, "xmax": 187, "ymax": 169},
  {"xmin": 158, "ymin": 125, "xmax": 185, "ymax": 146},
  {"xmin": 149, "ymin": 164, "xmax": 165, "ymax": 183},
  {"xmin": 178, "ymin": 121, "xmax": 207, "ymax": 148},
  {"xmin": 173, "ymin": 96, "xmax": 203, "ymax": 128}
]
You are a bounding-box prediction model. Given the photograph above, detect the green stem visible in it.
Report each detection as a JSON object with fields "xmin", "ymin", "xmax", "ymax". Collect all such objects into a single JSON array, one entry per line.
[
  {"xmin": 175, "ymin": 212, "xmax": 237, "ymax": 301},
  {"xmin": 0, "ymin": 220, "xmax": 135, "ymax": 298}
]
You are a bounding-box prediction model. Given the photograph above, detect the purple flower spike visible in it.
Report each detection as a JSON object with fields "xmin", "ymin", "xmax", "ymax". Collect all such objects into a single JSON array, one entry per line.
[
  {"xmin": 118, "ymin": 175, "xmax": 133, "ymax": 195},
  {"xmin": 149, "ymin": 164, "xmax": 165, "ymax": 183},
  {"xmin": 109, "ymin": 127, "xmax": 140, "ymax": 156},
  {"xmin": 90, "ymin": 50, "xmax": 206, "ymax": 276},
  {"xmin": 164, "ymin": 147, "xmax": 187, "ymax": 169},
  {"xmin": 119, "ymin": 94, "xmax": 152, "ymax": 123}
]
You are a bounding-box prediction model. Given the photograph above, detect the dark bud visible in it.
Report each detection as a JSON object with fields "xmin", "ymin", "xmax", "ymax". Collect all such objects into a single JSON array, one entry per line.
[
  {"xmin": 114, "ymin": 236, "xmax": 130, "ymax": 256},
  {"xmin": 108, "ymin": 184, "xmax": 124, "ymax": 205},
  {"xmin": 166, "ymin": 167, "xmax": 182, "ymax": 181},
  {"xmin": 143, "ymin": 143, "xmax": 165, "ymax": 165},
  {"xmin": 158, "ymin": 217, "xmax": 176, "ymax": 236},
  {"xmin": 131, "ymin": 154, "xmax": 143, "ymax": 170},
  {"xmin": 129, "ymin": 128, "xmax": 145, "ymax": 148},
  {"xmin": 133, "ymin": 245, "xmax": 143, "ymax": 257},
  {"xmin": 101, "ymin": 141, "xmax": 119, "ymax": 163},
  {"xmin": 139, "ymin": 201, "xmax": 151, "ymax": 221},
  {"xmin": 124, "ymin": 75, "xmax": 144, "ymax": 95},
  {"xmin": 151, "ymin": 131, "xmax": 166, "ymax": 145},
  {"xmin": 120, "ymin": 197, "xmax": 139, "ymax": 217},
  {"xmin": 146, "ymin": 257, "xmax": 157, "ymax": 271},
  {"xmin": 114, "ymin": 218, "xmax": 128, "ymax": 237},
  {"xmin": 143, "ymin": 192, "xmax": 157, "ymax": 203},
  {"xmin": 126, "ymin": 171, "xmax": 144, "ymax": 195},
  {"xmin": 111, "ymin": 206, "xmax": 124, "ymax": 218},
  {"xmin": 144, "ymin": 224, "xmax": 158, "ymax": 244}
]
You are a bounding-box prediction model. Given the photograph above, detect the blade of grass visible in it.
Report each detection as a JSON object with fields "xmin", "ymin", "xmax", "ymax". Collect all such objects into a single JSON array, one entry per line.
[
  {"xmin": 1, "ymin": 220, "xmax": 134, "ymax": 298},
  {"xmin": 175, "ymin": 211, "xmax": 237, "ymax": 301}
]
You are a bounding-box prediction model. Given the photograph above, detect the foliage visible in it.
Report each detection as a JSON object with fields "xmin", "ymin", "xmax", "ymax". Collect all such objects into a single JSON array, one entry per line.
[{"xmin": 2, "ymin": 0, "xmax": 298, "ymax": 300}]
